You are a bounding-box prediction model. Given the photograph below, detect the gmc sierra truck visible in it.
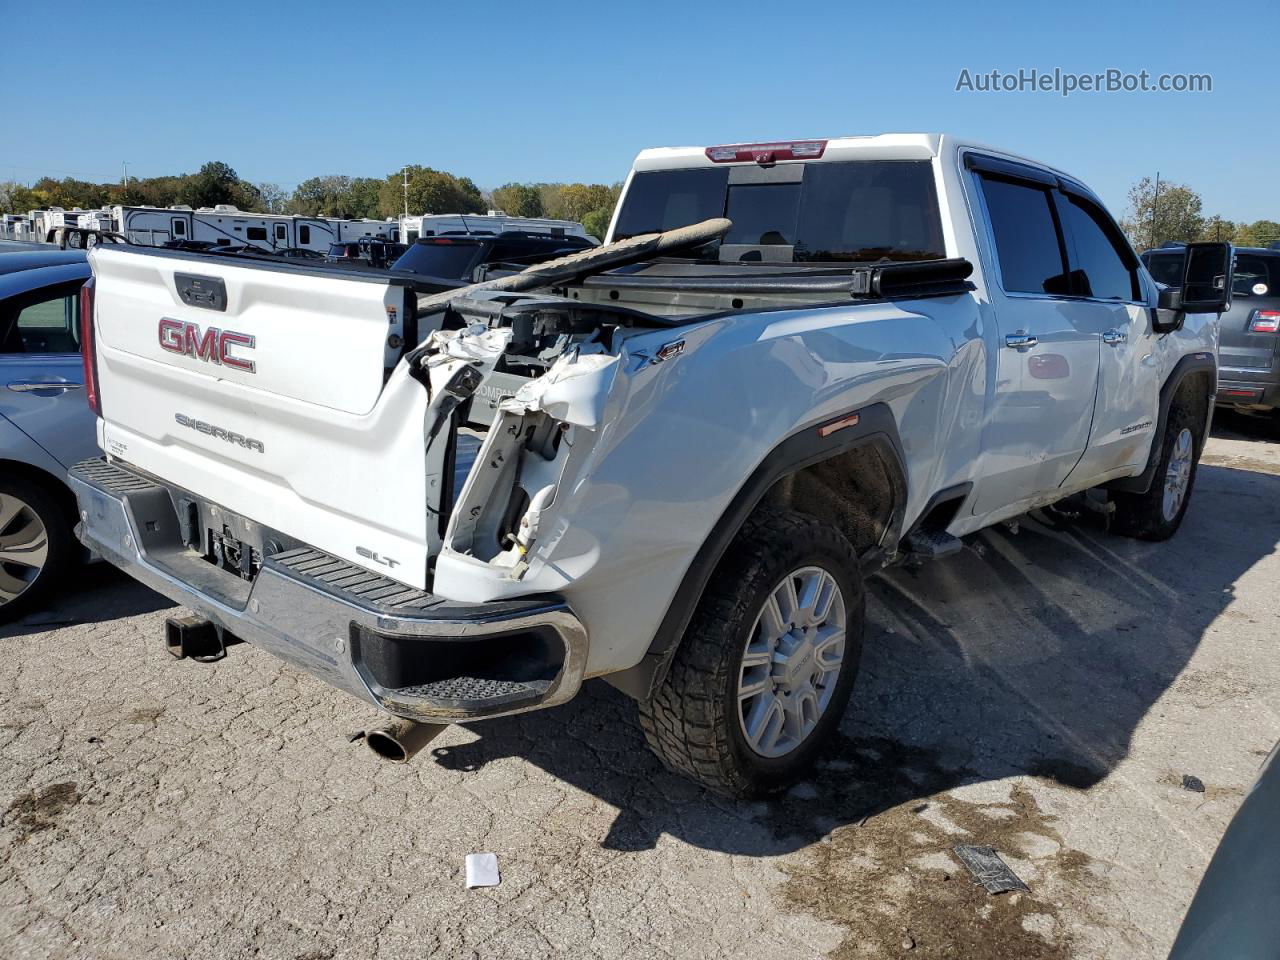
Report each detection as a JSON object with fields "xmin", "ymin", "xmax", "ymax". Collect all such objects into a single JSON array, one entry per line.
[{"xmin": 69, "ymin": 134, "xmax": 1232, "ymax": 797}]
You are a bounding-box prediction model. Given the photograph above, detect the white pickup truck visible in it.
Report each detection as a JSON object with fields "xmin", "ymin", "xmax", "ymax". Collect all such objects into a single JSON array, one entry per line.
[{"xmin": 69, "ymin": 134, "xmax": 1232, "ymax": 797}]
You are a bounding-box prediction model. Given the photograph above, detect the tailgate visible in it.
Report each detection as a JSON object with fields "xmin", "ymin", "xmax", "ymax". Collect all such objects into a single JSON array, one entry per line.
[{"xmin": 89, "ymin": 245, "xmax": 434, "ymax": 588}]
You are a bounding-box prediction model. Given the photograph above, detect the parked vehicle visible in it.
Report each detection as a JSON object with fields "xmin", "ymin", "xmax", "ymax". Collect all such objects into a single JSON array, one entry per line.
[
  {"xmin": 70, "ymin": 134, "xmax": 1232, "ymax": 796},
  {"xmin": 399, "ymin": 213, "xmax": 590, "ymax": 244},
  {"xmin": 325, "ymin": 238, "xmax": 409, "ymax": 269},
  {"xmin": 389, "ymin": 231, "xmax": 596, "ymax": 280},
  {"xmin": 1168, "ymin": 741, "xmax": 1280, "ymax": 959},
  {"xmin": 0, "ymin": 248, "xmax": 97, "ymax": 621},
  {"xmin": 1144, "ymin": 244, "xmax": 1280, "ymax": 420}
]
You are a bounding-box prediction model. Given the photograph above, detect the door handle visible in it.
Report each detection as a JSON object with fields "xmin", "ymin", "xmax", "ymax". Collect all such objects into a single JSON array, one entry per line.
[
  {"xmin": 1004, "ymin": 333, "xmax": 1038, "ymax": 349},
  {"xmin": 7, "ymin": 380, "xmax": 82, "ymax": 393},
  {"xmin": 1102, "ymin": 329, "xmax": 1127, "ymax": 345}
]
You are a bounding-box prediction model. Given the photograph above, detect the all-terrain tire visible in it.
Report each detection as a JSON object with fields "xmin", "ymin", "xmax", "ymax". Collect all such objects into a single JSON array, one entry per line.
[
  {"xmin": 0, "ymin": 475, "xmax": 73, "ymax": 624},
  {"xmin": 637, "ymin": 509, "xmax": 865, "ymax": 798},
  {"xmin": 1111, "ymin": 401, "xmax": 1205, "ymax": 541}
]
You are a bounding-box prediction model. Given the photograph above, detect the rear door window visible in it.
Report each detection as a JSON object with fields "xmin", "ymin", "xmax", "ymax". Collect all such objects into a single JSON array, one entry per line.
[
  {"xmin": 1, "ymin": 283, "xmax": 81, "ymax": 355},
  {"xmin": 979, "ymin": 177, "xmax": 1070, "ymax": 295}
]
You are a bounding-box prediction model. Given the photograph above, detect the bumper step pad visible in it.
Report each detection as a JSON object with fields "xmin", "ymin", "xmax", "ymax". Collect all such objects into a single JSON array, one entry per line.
[{"xmin": 268, "ymin": 547, "xmax": 440, "ymax": 614}]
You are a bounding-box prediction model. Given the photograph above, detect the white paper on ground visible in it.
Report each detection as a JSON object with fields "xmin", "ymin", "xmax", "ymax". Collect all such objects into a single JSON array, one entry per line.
[{"xmin": 465, "ymin": 853, "xmax": 500, "ymax": 888}]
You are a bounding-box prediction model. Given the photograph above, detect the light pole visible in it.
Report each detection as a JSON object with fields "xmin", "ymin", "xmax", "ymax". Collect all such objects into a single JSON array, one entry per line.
[
  {"xmin": 402, "ymin": 166, "xmax": 410, "ymax": 218},
  {"xmin": 1149, "ymin": 172, "xmax": 1161, "ymax": 249},
  {"xmin": 122, "ymin": 161, "xmax": 130, "ymax": 190}
]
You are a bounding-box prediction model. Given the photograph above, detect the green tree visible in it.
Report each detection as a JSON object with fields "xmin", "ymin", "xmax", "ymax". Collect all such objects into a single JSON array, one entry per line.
[
  {"xmin": 536, "ymin": 183, "xmax": 567, "ymax": 219},
  {"xmin": 1198, "ymin": 216, "xmax": 1236, "ymax": 242},
  {"xmin": 178, "ymin": 161, "xmax": 254, "ymax": 209},
  {"xmin": 377, "ymin": 166, "xmax": 485, "ymax": 218},
  {"xmin": 0, "ymin": 181, "xmax": 42, "ymax": 214},
  {"xmin": 557, "ymin": 183, "xmax": 615, "ymax": 222},
  {"xmin": 347, "ymin": 177, "xmax": 382, "ymax": 219},
  {"xmin": 255, "ymin": 182, "xmax": 289, "ymax": 213},
  {"xmin": 490, "ymin": 182, "xmax": 544, "ymax": 217},
  {"xmin": 1119, "ymin": 176, "xmax": 1204, "ymax": 250},
  {"xmin": 289, "ymin": 175, "xmax": 354, "ymax": 216},
  {"xmin": 1235, "ymin": 219, "xmax": 1280, "ymax": 248},
  {"xmin": 580, "ymin": 207, "xmax": 612, "ymax": 240}
]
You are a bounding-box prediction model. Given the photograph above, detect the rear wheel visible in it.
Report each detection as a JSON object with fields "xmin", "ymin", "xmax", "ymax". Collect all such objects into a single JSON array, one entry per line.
[
  {"xmin": 638, "ymin": 509, "xmax": 865, "ymax": 798},
  {"xmin": 1111, "ymin": 403, "xmax": 1204, "ymax": 541},
  {"xmin": 0, "ymin": 477, "xmax": 72, "ymax": 624}
]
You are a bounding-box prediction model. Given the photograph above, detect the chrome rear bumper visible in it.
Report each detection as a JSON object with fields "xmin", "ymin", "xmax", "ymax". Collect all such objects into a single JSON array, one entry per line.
[{"xmin": 69, "ymin": 458, "xmax": 588, "ymax": 722}]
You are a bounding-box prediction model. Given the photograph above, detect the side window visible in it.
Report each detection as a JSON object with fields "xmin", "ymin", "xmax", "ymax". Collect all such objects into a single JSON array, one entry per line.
[
  {"xmin": 246, "ymin": 227, "xmax": 267, "ymax": 241},
  {"xmin": 172, "ymin": 218, "xmax": 186, "ymax": 236},
  {"xmin": 298, "ymin": 225, "xmax": 311, "ymax": 245},
  {"xmin": 979, "ymin": 176, "xmax": 1070, "ymax": 295},
  {"xmin": 274, "ymin": 223, "xmax": 287, "ymax": 241},
  {"xmin": 1, "ymin": 288, "xmax": 80, "ymax": 355},
  {"xmin": 1059, "ymin": 195, "xmax": 1140, "ymax": 301}
]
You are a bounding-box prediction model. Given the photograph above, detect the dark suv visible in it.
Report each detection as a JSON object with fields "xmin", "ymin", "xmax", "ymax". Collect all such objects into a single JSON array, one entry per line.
[
  {"xmin": 389, "ymin": 231, "xmax": 595, "ymax": 281},
  {"xmin": 1143, "ymin": 244, "xmax": 1280, "ymax": 418},
  {"xmin": 325, "ymin": 239, "xmax": 409, "ymax": 269}
]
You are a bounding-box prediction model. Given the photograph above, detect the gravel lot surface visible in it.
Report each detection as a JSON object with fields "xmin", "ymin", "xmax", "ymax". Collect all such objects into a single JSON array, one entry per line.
[{"xmin": 3, "ymin": 413, "xmax": 1278, "ymax": 959}]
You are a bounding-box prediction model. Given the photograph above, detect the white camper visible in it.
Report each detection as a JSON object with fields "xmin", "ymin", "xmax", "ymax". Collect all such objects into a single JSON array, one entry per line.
[
  {"xmin": 110, "ymin": 205, "xmax": 196, "ymax": 245},
  {"xmin": 336, "ymin": 218, "xmax": 400, "ymax": 243}
]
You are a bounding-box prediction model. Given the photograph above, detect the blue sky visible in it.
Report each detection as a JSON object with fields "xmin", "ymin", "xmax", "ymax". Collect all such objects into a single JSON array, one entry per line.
[{"xmin": 3, "ymin": 0, "xmax": 1276, "ymax": 221}]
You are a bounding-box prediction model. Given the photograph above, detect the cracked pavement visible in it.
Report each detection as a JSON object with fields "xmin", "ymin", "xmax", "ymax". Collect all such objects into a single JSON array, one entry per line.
[{"xmin": 3, "ymin": 412, "xmax": 1279, "ymax": 959}]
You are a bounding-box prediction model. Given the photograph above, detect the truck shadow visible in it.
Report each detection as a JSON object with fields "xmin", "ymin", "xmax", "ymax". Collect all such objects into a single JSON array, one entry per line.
[
  {"xmin": 429, "ymin": 461, "xmax": 1280, "ymax": 854},
  {"xmin": 2, "ymin": 564, "xmax": 176, "ymax": 639}
]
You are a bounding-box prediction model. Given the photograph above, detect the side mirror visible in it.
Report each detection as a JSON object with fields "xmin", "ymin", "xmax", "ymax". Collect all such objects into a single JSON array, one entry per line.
[{"xmin": 1180, "ymin": 242, "xmax": 1233, "ymax": 314}]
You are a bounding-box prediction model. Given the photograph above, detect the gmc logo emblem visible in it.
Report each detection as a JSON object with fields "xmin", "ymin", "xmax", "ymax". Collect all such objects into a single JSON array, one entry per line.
[{"xmin": 159, "ymin": 318, "xmax": 255, "ymax": 373}]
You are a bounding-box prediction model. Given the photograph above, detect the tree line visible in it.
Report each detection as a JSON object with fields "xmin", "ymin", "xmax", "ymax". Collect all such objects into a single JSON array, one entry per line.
[
  {"xmin": 0, "ymin": 161, "xmax": 623, "ymax": 237},
  {"xmin": 5, "ymin": 161, "xmax": 1274, "ymax": 252},
  {"xmin": 1118, "ymin": 177, "xmax": 1278, "ymax": 250}
]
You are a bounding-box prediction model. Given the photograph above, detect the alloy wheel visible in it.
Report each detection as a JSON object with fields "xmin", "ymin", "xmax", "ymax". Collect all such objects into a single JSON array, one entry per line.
[
  {"xmin": 0, "ymin": 493, "xmax": 49, "ymax": 605},
  {"xmin": 1162, "ymin": 427, "xmax": 1194, "ymax": 523},
  {"xmin": 737, "ymin": 565, "xmax": 847, "ymax": 758}
]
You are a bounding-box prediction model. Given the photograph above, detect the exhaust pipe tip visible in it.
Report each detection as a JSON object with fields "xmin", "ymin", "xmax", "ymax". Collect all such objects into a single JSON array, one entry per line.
[{"xmin": 364, "ymin": 718, "xmax": 447, "ymax": 763}]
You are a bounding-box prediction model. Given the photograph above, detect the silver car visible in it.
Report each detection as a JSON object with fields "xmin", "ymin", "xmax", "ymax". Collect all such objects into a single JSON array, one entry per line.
[{"xmin": 0, "ymin": 248, "xmax": 98, "ymax": 621}]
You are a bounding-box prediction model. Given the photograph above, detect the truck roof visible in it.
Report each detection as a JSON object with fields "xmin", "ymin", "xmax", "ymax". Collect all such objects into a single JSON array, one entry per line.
[{"xmin": 630, "ymin": 133, "xmax": 1079, "ymax": 182}]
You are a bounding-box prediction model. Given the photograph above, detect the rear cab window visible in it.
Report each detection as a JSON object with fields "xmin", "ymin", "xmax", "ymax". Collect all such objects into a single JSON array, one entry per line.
[{"xmin": 612, "ymin": 160, "xmax": 946, "ymax": 263}]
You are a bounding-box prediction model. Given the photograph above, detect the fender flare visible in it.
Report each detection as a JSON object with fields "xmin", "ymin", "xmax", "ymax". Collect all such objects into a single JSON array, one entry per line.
[
  {"xmin": 1108, "ymin": 351, "xmax": 1216, "ymax": 495},
  {"xmin": 605, "ymin": 402, "xmax": 908, "ymax": 701}
]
